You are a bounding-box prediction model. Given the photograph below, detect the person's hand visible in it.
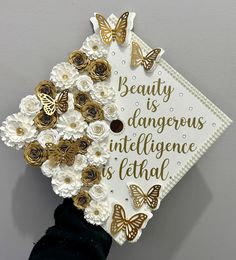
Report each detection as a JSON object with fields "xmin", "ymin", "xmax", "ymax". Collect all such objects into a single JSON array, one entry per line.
[{"xmin": 29, "ymin": 199, "xmax": 112, "ymax": 260}]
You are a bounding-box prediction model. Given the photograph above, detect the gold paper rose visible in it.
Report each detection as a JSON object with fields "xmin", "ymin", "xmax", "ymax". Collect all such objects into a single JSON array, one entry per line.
[
  {"xmin": 34, "ymin": 110, "xmax": 58, "ymax": 130},
  {"xmin": 74, "ymin": 91, "xmax": 92, "ymax": 111},
  {"xmin": 88, "ymin": 58, "xmax": 111, "ymax": 82},
  {"xmin": 24, "ymin": 141, "xmax": 47, "ymax": 166},
  {"xmin": 74, "ymin": 135, "xmax": 92, "ymax": 155},
  {"xmin": 73, "ymin": 190, "xmax": 91, "ymax": 210},
  {"xmin": 81, "ymin": 165, "xmax": 101, "ymax": 187},
  {"xmin": 68, "ymin": 50, "xmax": 90, "ymax": 72},
  {"xmin": 35, "ymin": 80, "xmax": 57, "ymax": 98},
  {"xmin": 81, "ymin": 101, "xmax": 104, "ymax": 122}
]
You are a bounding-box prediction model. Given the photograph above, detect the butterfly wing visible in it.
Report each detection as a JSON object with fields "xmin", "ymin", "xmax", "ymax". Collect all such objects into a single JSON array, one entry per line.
[
  {"xmin": 38, "ymin": 93, "xmax": 56, "ymax": 116},
  {"xmin": 131, "ymin": 42, "xmax": 144, "ymax": 68},
  {"xmin": 46, "ymin": 143, "xmax": 62, "ymax": 165},
  {"xmin": 111, "ymin": 204, "xmax": 126, "ymax": 236},
  {"xmin": 143, "ymin": 48, "xmax": 162, "ymax": 71},
  {"xmin": 57, "ymin": 89, "xmax": 69, "ymax": 114},
  {"xmin": 64, "ymin": 143, "xmax": 77, "ymax": 166},
  {"xmin": 96, "ymin": 13, "xmax": 112, "ymax": 45},
  {"xmin": 114, "ymin": 12, "xmax": 129, "ymax": 45},
  {"xmin": 125, "ymin": 213, "xmax": 148, "ymax": 241},
  {"xmin": 146, "ymin": 185, "xmax": 161, "ymax": 210},
  {"xmin": 129, "ymin": 184, "xmax": 146, "ymax": 209}
]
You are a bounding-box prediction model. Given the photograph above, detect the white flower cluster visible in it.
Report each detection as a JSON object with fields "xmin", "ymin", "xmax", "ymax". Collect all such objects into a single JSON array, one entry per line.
[
  {"xmin": 50, "ymin": 62, "xmax": 79, "ymax": 90},
  {"xmin": 0, "ymin": 112, "xmax": 38, "ymax": 150},
  {"xmin": 81, "ymin": 34, "xmax": 109, "ymax": 59},
  {"xmin": 85, "ymin": 183, "xmax": 110, "ymax": 225},
  {"xmin": 0, "ymin": 32, "xmax": 117, "ymax": 226}
]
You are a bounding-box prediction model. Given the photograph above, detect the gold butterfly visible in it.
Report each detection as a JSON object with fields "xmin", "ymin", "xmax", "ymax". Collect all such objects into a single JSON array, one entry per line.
[
  {"xmin": 38, "ymin": 89, "xmax": 69, "ymax": 116},
  {"xmin": 46, "ymin": 141, "xmax": 77, "ymax": 166},
  {"xmin": 131, "ymin": 41, "xmax": 164, "ymax": 71},
  {"xmin": 129, "ymin": 184, "xmax": 161, "ymax": 210},
  {"xmin": 111, "ymin": 204, "xmax": 148, "ymax": 241},
  {"xmin": 95, "ymin": 12, "xmax": 130, "ymax": 45}
]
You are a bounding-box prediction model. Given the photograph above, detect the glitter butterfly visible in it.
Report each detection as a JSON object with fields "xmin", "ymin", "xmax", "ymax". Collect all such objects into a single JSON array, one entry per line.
[
  {"xmin": 38, "ymin": 89, "xmax": 69, "ymax": 116},
  {"xmin": 46, "ymin": 141, "xmax": 77, "ymax": 166},
  {"xmin": 131, "ymin": 41, "xmax": 164, "ymax": 71},
  {"xmin": 95, "ymin": 12, "xmax": 130, "ymax": 45},
  {"xmin": 129, "ymin": 184, "xmax": 161, "ymax": 210},
  {"xmin": 111, "ymin": 204, "xmax": 148, "ymax": 241}
]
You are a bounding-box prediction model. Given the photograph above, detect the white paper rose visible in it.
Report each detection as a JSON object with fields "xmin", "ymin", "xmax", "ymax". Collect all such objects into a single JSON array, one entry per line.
[
  {"xmin": 89, "ymin": 183, "xmax": 108, "ymax": 201},
  {"xmin": 73, "ymin": 154, "xmax": 88, "ymax": 173},
  {"xmin": 91, "ymin": 82, "xmax": 116, "ymax": 105},
  {"xmin": 86, "ymin": 121, "xmax": 110, "ymax": 142},
  {"xmin": 103, "ymin": 103, "xmax": 119, "ymax": 121},
  {"xmin": 19, "ymin": 95, "xmax": 42, "ymax": 116},
  {"xmin": 41, "ymin": 160, "xmax": 61, "ymax": 178},
  {"xmin": 37, "ymin": 129, "xmax": 60, "ymax": 148},
  {"xmin": 57, "ymin": 110, "xmax": 88, "ymax": 140},
  {"xmin": 86, "ymin": 142, "xmax": 110, "ymax": 166},
  {"xmin": 84, "ymin": 200, "xmax": 110, "ymax": 225},
  {"xmin": 81, "ymin": 34, "xmax": 109, "ymax": 59},
  {"xmin": 50, "ymin": 62, "xmax": 79, "ymax": 90},
  {"xmin": 51, "ymin": 166, "xmax": 82, "ymax": 198},
  {"xmin": 76, "ymin": 75, "xmax": 93, "ymax": 92},
  {"xmin": 0, "ymin": 113, "xmax": 37, "ymax": 150}
]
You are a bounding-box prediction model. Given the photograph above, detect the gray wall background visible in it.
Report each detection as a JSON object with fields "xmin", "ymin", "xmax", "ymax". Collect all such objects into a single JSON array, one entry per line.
[{"xmin": 0, "ymin": 0, "xmax": 235, "ymax": 259}]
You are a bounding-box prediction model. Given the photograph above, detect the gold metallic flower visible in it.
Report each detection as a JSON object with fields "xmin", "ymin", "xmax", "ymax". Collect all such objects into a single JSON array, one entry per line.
[
  {"xmin": 68, "ymin": 50, "xmax": 90, "ymax": 72},
  {"xmin": 81, "ymin": 101, "xmax": 104, "ymax": 123},
  {"xmin": 73, "ymin": 190, "xmax": 91, "ymax": 210},
  {"xmin": 81, "ymin": 165, "xmax": 101, "ymax": 187},
  {"xmin": 34, "ymin": 110, "xmax": 58, "ymax": 130},
  {"xmin": 88, "ymin": 59, "xmax": 111, "ymax": 82},
  {"xmin": 74, "ymin": 136, "xmax": 92, "ymax": 155},
  {"xmin": 35, "ymin": 80, "xmax": 57, "ymax": 98},
  {"xmin": 24, "ymin": 141, "xmax": 47, "ymax": 166},
  {"xmin": 74, "ymin": 91, "xmax": 92, "ymax": 111}
]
